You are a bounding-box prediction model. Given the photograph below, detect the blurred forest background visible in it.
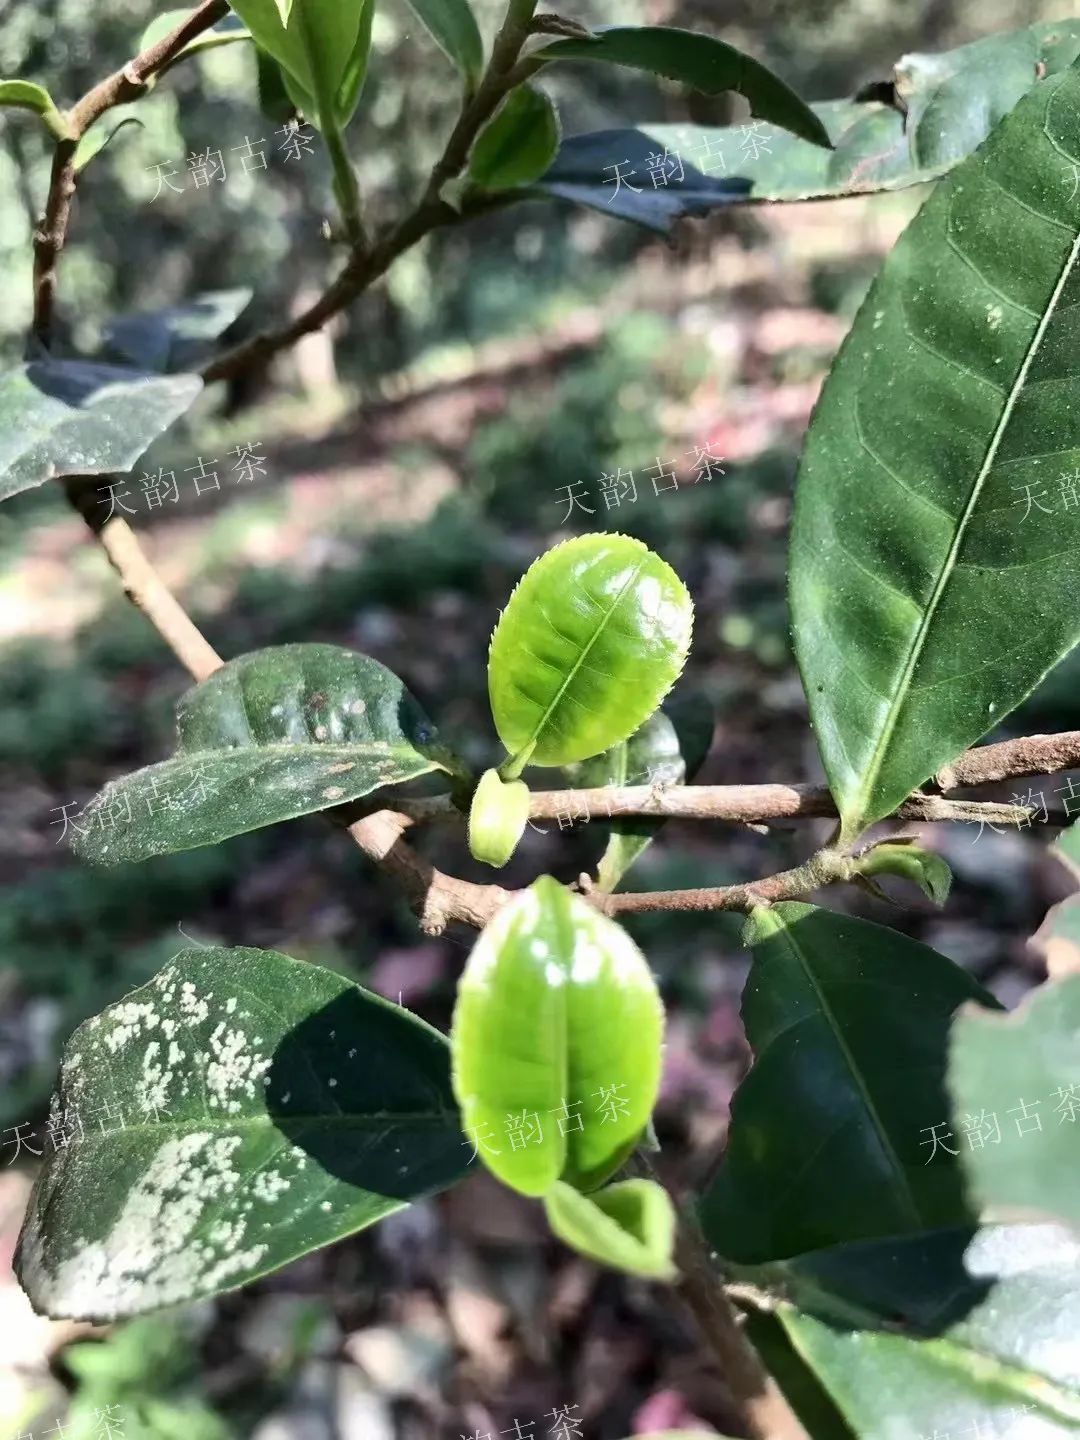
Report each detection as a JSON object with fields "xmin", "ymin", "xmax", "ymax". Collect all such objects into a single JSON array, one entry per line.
[{"xmin": 2, "ymin": 0, "xmax": 1079, "ymax": 1435}]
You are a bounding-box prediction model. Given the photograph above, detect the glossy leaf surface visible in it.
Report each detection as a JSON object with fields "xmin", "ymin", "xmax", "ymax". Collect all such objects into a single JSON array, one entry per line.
[
  {"xmin": 488, "ymin": 535, "xmax": 692, "ymax": 769},
  {"xmin": 700, "ymin": 904, "xmax": 995, "ymax": 1262},
  {"xmin": 103, "ymin": 290, "xmax": 252, "ymax": 373},
  {"xmin": 404, "ymin": 0, "xmax": 483, "ymax": 89},
  {"xmin": 537, "ymin": 21, "xmax": 1080, "ymax": 232},
  {"xmin": 469, "ymin": 86, "xmax": 560, "ymax": 191},
  {"xmin": 543, "ymin": 1178, "xmax": 676, "ymax": 1280},
  {"xmin": 792, "ymin": 60, "xmax": 1080, "ymax": 840},
  {"xmin": 563, "ymin": 687, "xmax": 713, "ymax": 891},
  {"xmin": 73, "ymin": 644, "xmax": 459, "ymax": 865},
  {"xmin": 951, "ymin": 976, "xmax": 1080, "ymax": 1230},
  {"xmin": 15, "ymin": 946, "xmax": 468, "ymax": 1320},
  {"xmin": 0, "ymin": 360, "xmax": 202, "ymax": 504},
  {"xmin": 451, "ymin": 877, "xmax": 663, "ymax": 1196},
  {"xmin": 531, "ymin": 27, "xmax": 829, "ymax": 149}
]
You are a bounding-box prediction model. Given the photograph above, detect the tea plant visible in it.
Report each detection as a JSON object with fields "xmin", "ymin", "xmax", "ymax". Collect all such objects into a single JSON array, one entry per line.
[{"xmin": 6, "ymin": 4, "xmax": 1080, "ymax": 1438}]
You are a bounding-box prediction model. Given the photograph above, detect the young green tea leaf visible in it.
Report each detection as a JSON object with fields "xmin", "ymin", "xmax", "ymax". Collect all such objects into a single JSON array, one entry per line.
[
  {"xmin": 72, "ymin": 644, "xmax": 462, "ymax": 865},
  {"xmin": 488, "ymin": 534, "xmax": 693, "ymax": 770},
  {"xmin": 467, "ymin": 767, "xmax": 530, "ymax": 868},
  {"xmin": 469, "ymin": 86, "xmax": 560, "ymax": 191},
  {"xmin": 451, "ymin": 876, "xmax": 663, "ymax": 1196},
  {"xmin": 529, "ymin": 27, "xmax": 829, "ymax": 149},
  {"xmin": 700, "ymin": 904, "xmax": 996, "ymax": 1263},
  {"xmin": 854, "ymin": 841, "xmax": 953, "ymax": 906},
  {"xmin": 15, "ymin": 946, "xmax": 468, "ymax": 1320},
  {"xmin": 403, "ymin": 0, "xmax": 484, "ymax": 90},
  {"xmin": 792, "ymin": 59, "xmax": 1080, "ymax": 841},
  {"xmin": 226, "ymin": 0, "xmax": 369, "ymax": 128},
  {"xmin": 0, "ymin": 360, "xmax": 202, "ymax": 504},
  {"xmin": 0, "ymin": 79, "xmax": 67, "ymax": 136},
  {"xmin": 543, "ymin": 1178, "xmax": 676, "ymax": 1280},
  {"xmin": 950, "ymin": 976, "xmax": 1080, "ymax": 1231}
]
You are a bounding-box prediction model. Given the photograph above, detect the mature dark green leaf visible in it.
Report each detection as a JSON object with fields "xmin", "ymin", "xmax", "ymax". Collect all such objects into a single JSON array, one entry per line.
[
  {"xmin": 469, "ymin": 86, "xmax": 560, "ymax": 191},
  {"xmin": 103, "ymin": 291, "xmax": 252, "ymax": 374},
  {"xmin": 537, "ymin": 20, "xmax": 1080, "ymax": 232},
  {"xmin": 451, "ymin": 876, "xmax": 663, "ymax": 1196},
  {"xmin": 543, "ymin": 1178, "xmax": 676, "ymax": 1280},
  {"xmin": 700, "ymin": 904, "xmax": 996, "ymax": 1263},
  {"xmin": 15, "ymin": 946, "xmax": 468, "ymax": 1320},
  {"xmin": 791, "ymin": 58, "xmax": 1080, "ymax": 842},
  {"xmin": 403, "ymin": 0, "xmax": 483, "ymax": 89},
  {"xmin": 530, "ymin": 27, "xmax": 828, "ymax": 149},
  {"xmin": 0, "ymin": 361, "xmax": 202, "ymax": 504},
  {"xmin": 745, "ymin": 1222, "xmax": 1080, "ymax": 1437},
  {"xmin": 73, "ymin": 644, "xmax": 461, "ymax": 866},
  {"xmin": 562, "ymin": 687, "xmax": 713, "ymax": 891},
  {"xmin": 488, "ymin": 534, "xmax": 693, "ymax": 771},
  {"xmin": 227, "ymin": 0, "xmax": 369, "ymax": 127},
  {"xmin": 950, "ymin": 977, "xmax": 1080, "ymax": 1230}
]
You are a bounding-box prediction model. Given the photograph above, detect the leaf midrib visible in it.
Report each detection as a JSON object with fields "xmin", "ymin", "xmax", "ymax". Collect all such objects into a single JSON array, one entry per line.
[
  {"xmin": 526, "ymin": 556, "xmax": 647, "ymax": 753},
  {"xmin": 755, "ymin": 907, "xmax": 924, "ymax": 1232},
  {"xmin": 846, "ymin": 102, "xmax": 1080, "ymax": 838}
]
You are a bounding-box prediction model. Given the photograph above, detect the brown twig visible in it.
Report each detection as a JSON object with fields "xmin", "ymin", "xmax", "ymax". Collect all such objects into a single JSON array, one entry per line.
[
  {"xmin": 203, "ymin": 0, "xmax": 538, "ymax": 384},
  {"xmin": 31, "ymin": 0, "xmax": 228, "ymax": 341},
  {"xmin": 627, "ymin": 1152, "xmax": 809, "ymax": 1440}
]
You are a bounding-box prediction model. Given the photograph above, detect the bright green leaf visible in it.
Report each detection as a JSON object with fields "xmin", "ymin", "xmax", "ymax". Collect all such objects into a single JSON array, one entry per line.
[
  {"xmin": 72, "ymin": 644, "xmax": 462, "ymax": 866},
  {"xmin": 792, "ymin": 58, "xmax": 1080, "ymax": 842},
  {"xmin": 15, "ymin": 945, "xmax": 468, "ymax": 1320},
  {"xmin": 699, "ymin": 903, "xmax": 997, "ymax": 1263},
  {"xmin": 469, "ymin": 86, "xmax": 560, "ymax": 191},
  {"xmin": 951, "ymin": 976, "xmax": 1080, "ymax": 1231},
  {"xmin": 854, "ymin": 840, "xmax": 953, "ymax": 906},
  {"xmin": 226, "ymin": 0, "xmax": 369, "ymax": 128},
  {"xmin": 543, "ymin": 1178, "xmax": 676, "ymax": 1280},
  {"xmin": 537, "ymin": 20, "xmax": 1080, "ymax": 232},
  {"xmin": 530, "ymin": 26, "xmax": 829, "ymax": 149},
  {"xmin": 451, "ymin": 876, "xmax": 663, "ymax": 1196},
  {"xmin": 334, "ymin": 0, "xmax": 375, "ymax": 125},
  {"xmin": 403, "ymin": 0, "xmax": 484, "ymax": 89},
  {"xmin": 563, "ymin": 687, "xmax": 713, "ymax": 891},
  {"xmin": 488, "ymin": 534, "xmax": 693, "ymax": 770},
  {"xmin": 103, "ymin": 290, "xmax": 252, "ymax": 374},
  {"xmin": 0, "ymin": 79, "xmax": 67, "ymax": 136},
  {"xmin": 467, "ymin": 767, "xmax": 530, "ymax": 868},
  {"xmin": 0, "ymin": 360, "xmax": 202, "ymax": 504}
]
